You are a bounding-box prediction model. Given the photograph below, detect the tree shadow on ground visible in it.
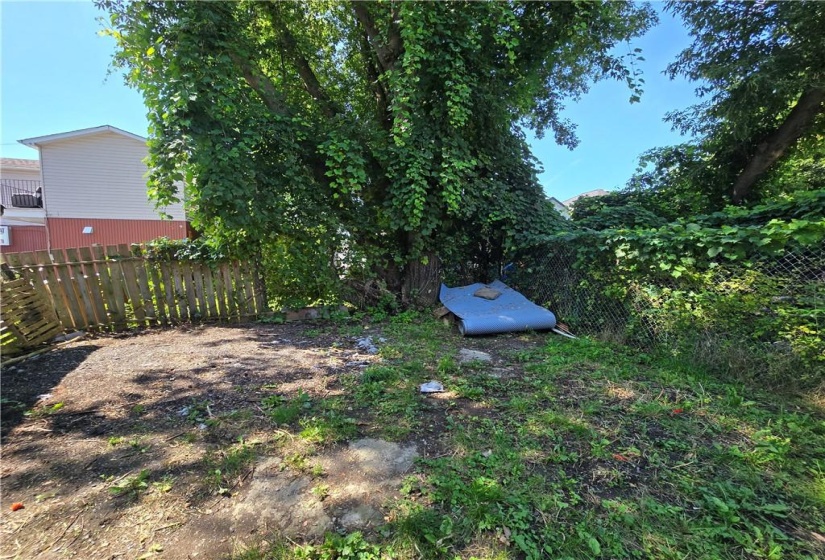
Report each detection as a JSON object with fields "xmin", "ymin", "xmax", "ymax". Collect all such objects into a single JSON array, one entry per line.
[{"xmin": 1, "ymin": 345, "xmax": 100, "ymax": 441}]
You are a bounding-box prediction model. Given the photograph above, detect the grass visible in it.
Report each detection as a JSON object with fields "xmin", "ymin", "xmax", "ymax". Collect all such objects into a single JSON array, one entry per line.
[
  {"xmin": 233, "ymin": 314, "xmax": 825, "ymax": 559},
  {"xmin": 205, "ymin": 442, "xmax": 257, "ymax": 494},
  {"xmin": 108, "ymin": 469, "xmax": 151, "ymax": 498},
  {"xmin": 263, "ymin": 391, "xmax": 312, "ymax": 425}
]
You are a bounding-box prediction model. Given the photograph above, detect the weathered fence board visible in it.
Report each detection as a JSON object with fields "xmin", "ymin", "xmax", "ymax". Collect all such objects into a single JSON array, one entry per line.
[
  {"xmin": 76, "ymin": 246, "xmax": 108, "ymax": 326},
  {"xmin": 146, "ymin": 260, "xmax": 167, "ymax": 324},
  {"xmin": 134, "ymin": 254, "xmax": 156, "ymax": 323},
  {"xmin": 222, "ymin": 263, "xmax": 237, "ymax": 318},
  {"xmin": 104, "ymin": 245, "xmax": 128, "ymax": 328},
  {"xmin": 213, "ymin": 265, "xmax": 229, "ymax": 318},
  {"xmin": 0, "ymin": 276, "xmax": 63, "ymax": 355},
  {"xmin": 91, "ymin": 244, "xmax": 121, "ymax": 327},
  {"xmin": 1, "ymin": 244, "xmax": 267, "ymax": 334}
]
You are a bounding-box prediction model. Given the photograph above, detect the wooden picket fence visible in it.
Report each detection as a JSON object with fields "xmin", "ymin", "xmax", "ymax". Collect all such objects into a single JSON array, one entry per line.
[{"xmin": 1, "ymin": 244, "xmax": 266, "ymax": 333}]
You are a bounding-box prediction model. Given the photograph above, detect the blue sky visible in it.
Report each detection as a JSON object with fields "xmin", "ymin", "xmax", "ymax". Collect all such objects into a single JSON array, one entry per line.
[
  {"xmin": 531, "ymin": 8, "xmax": 698, "ymax": 201},
  {"xmin": 1, "ymin": 1, "xmax": 696, "ymax": 202}
]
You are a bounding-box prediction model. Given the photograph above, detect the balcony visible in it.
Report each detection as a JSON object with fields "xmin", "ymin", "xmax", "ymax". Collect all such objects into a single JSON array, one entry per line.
[{"xmin": 1, "ymin": 179, "xmax": 43, "ymax": 209}]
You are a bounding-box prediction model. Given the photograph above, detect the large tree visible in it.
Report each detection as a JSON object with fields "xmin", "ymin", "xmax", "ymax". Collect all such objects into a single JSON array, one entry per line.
[
  {"xmin": 665, "ymin": 0, "xmax": 825, "ymax": 205},
  {"xmin": 99, "ymin": 0, "xmax": 653, "ymax": 306}
]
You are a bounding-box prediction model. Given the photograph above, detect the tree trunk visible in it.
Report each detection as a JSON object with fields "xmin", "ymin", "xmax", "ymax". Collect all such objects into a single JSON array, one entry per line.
[
  {"xmin": 401, "ymin": 252, "xmax": 441, "ymax": 308},
  {"xmin": 731, "ymin": 87, "xmax": 825, "ymax": 204}
]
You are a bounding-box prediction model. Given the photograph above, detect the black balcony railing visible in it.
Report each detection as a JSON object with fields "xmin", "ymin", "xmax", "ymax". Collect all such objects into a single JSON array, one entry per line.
[{"xmin": 0, "ymin": 179, "xmax": 43, "ymax": 209}]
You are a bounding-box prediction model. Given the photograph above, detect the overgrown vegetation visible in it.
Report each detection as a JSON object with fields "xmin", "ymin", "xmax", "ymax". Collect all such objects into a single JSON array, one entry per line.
[
  {"xmin": 510, "ymin": 1, "xmax": 825, "ymax": 393},
  {"xmin": 228, "ymin": 317, "xmax": 825, "ymax": 559},
  {"xmin": 99, "ymin": 0, "xmax": 654, "ymax": 307},
  {"xmin": 516, "ymin": 191, "xmax": 824, "ymax": 391},
  {"xmin": 97, "ymin": 1, "xmax": 822, "ymax": 397}
]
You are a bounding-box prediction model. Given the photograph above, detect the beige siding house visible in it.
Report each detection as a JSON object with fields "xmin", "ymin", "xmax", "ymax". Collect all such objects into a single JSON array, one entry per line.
[
  {"xmin": 0, "ymin": 125, "xmax": 189, "ymax": 253},
  {"xmin": 21, "ymin": 126, "xmax": 185, "ymax": 221}
]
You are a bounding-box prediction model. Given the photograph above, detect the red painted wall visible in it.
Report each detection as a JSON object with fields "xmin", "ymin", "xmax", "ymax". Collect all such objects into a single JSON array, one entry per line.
[
  {"xmin": 46, "ymin": 218, "xmax": 189, "ymax": 250},
  {"xmin": 0, "ymin": 226, "xmax": 47, "ymax": 254}
]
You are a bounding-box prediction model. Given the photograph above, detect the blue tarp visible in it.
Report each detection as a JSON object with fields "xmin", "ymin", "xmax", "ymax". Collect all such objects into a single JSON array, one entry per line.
[{"xmin": 439, "ymin": 280, "xmax": 557, "ymax": 336}]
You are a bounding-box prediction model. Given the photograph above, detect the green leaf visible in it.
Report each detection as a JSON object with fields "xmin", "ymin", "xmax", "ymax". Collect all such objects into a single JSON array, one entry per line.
[{"xmin": 587, "ymin": 537, "xmax": 601, "ymax": 555}]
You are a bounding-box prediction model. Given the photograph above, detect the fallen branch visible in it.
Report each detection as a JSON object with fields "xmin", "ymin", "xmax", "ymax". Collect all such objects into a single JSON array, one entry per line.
[
  {"xmin": 46, "ymin": 508, "xmax": 84, "ymax": 552},
  {"xmin": 2, "ymin": 334, "xmax": 88, "ymax": 366}
]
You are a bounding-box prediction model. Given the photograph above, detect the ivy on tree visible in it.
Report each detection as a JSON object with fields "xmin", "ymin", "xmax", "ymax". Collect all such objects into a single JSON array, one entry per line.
[{"xmin": 99, "ymin": 0, "xmax": 653, "ymax": 306}]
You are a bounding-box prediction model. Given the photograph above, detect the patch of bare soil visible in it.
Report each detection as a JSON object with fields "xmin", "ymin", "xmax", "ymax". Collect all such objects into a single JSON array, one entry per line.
[
  {"xmin": 0, "ymin": 324, "xmax": 378, "ymax": 559},
  {"xmin": 0, "ymin": 323, "xmax": 544, "ymax": 559}
]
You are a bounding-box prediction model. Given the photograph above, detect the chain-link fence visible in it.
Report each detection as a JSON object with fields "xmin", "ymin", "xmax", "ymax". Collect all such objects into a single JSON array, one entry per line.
[
  {"xmin": 516, "ymin": 245, "xmax": 824, "ymax": 341},
  {"xmin": 511, "ymin": 244, "xmax": 824, "ymax": 387}
]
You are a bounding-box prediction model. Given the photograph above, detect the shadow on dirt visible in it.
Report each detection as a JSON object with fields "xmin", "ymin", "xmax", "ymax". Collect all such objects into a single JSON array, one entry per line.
[
  {"xmin": 0, "ymin": 323, "xmax": 372, "ymax": 505},
  {"xmin": 1, "ymin": 345, "xmax": 101, "ymax": 441}
]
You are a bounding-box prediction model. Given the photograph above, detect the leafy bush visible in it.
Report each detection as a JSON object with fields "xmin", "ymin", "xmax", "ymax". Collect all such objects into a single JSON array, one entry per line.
[
  {"xmin": 140, "ymin": 236, "xmax": 229, "ymax": 262},
  {"xmin": 518, "ymin": 190, "xmax": 825, "ymax": 391}
]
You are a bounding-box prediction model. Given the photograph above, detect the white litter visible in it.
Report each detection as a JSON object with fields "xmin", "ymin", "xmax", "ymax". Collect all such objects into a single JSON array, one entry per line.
[
  {"xmin": 419, "ymin": 381, "xmax": 444, "ymax": 393},
  {"xmin": 355, "ymin": 336, "xmax": 379, "ymax": 354}
]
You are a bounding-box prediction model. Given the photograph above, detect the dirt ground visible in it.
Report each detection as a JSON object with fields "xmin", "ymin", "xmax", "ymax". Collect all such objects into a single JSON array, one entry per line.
[{"xmin": 0, "ymin": 322, "xmax": 535, "ymax": 559}]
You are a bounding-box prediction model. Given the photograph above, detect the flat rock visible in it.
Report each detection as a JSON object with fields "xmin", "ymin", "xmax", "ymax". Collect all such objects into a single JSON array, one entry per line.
[
  {"xmin": 459, "ymin": 349, "xmax": 492, "ymax": 363},
  {"xmin": 339, "ymin": 504, "xmax": 384, "ymax": 530},
  {"xmin": 209, "ymin": 438, "xmax": 417, "ymax": 544},
  {"xmin": 346, "ymin": 438, "xmax": 419, "ymax": 477},
  {"xmin": 231, "ymin": 458, "xmax": 332, "ymax": 538}
]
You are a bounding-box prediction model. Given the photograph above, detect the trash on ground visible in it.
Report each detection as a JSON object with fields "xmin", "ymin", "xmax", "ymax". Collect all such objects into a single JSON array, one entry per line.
[
  {"xmin": 473, "ymin": 287, "xmax": 502, "ymax": 300},
  {"xmin": 440, "ymin": 280, "xmax": 556, "ymax": 336},
  {"xmin": 355, "ymin": 336, "xmax": 382, "ymax": 354},
  {"xmin": 10, "ymin": 503, "xmax": 24, "ymax": 511},
  {"xmin": 419, "ymin": 381, "xmax": 444, "ymax": 393},
  {"xmin": 551, "ymin": 326, "xmax": 577, "ymax": 339}
]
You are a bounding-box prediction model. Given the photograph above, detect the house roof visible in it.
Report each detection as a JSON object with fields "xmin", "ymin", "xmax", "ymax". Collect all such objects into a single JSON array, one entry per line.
[
  {"xmin": 18, "ymin": 125, "xmax": 147, "ymax": 148},
  {"xmin": 563, "ymin": 189, "xmax": 610, "ymax": 207},
  {"xmin": 0, "ymin": 158, "xmax": 40, "ymax": 170},
  {"xmin": 547, "ymin": 196, "xmax": 567, "ymax": 208}
]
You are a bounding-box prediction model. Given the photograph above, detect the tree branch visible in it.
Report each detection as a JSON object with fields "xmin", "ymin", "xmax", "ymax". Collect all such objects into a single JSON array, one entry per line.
[
  {"xmin": 275, "ymin": 22, "xmax": 339, "ymax": 118},
  {"xmin": 732, "ymin": 87, "xmax": 825, "ymax": 203},
  {"xmin": 351, "ymin": 2, "xmax": 402, "ymax": 73},
  {"xmin": 229, "ymin": 52, "xmax": 290, "ymax": 117},
  {"xmin": 360, "ymin": 32, "xmax": 391, "ymax": 130},
  {"xmin": 228, "ymin": 55, "xmax": 332, "ymax": 188},
  {"xmin": 260, "ymin": 2, "xmax": 339, "ymax": 119}
]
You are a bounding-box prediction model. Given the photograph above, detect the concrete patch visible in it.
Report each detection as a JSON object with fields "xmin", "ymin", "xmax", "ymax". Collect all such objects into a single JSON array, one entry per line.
[
  {"xmin": 320, "ymin": 438, "xmax": 418, "ymax": 530},
  {"xmin": 339, "ymin": 504, "xmax": 384, "ymax": 530},
  {"xmin": 231, "ymin": 457, "xmax": 332, "ymax": 539},
  {"xmin": 345, "ymin": 438, "xmax": 419, "ymax": 477},
  {"xmin": 459, "ymin": 348, "xmax": 493, "ymax": 363},
  {"xmin": 217, "ymin": 438, "xmax": 418, "ymax": 541}
]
